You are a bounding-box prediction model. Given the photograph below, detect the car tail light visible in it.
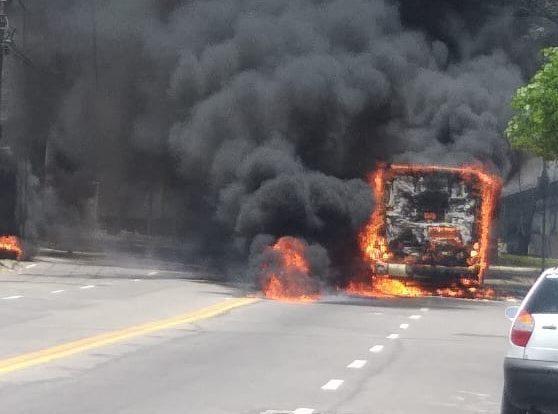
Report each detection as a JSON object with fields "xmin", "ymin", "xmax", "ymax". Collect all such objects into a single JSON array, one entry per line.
[{"xmin": 510, "ymin": 310, "xmax": 535, "ymax": 347}]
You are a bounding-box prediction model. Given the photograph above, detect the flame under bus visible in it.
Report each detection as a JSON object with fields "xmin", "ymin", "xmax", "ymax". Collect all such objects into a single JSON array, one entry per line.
[{"xmin": 360, "ymin": 164, "xmax": 501, "ymax": 285}]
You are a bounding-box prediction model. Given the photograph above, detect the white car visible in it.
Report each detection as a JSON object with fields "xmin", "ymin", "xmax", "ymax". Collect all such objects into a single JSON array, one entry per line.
[{"xmin": 503, "ymin": 269, "xmax": 558, "ymax": 414}]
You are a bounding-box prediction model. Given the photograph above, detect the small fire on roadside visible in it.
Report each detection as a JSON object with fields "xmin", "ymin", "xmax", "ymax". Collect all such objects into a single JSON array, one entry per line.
[
  {"xmin": 0, "ymin": 235, "xmax": 23, "ymax": 261},
  {"xmin": 260, "ymin": 237, "xmax": 320, "ymax": 303}
]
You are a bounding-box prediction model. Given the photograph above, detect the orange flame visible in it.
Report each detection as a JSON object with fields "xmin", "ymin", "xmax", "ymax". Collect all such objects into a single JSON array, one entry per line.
[
  {"xmin": 347, "ymin": 276, "xmax": 496, "ymax": 299},
  {"xmin": 346, "ymin": 277, "xmax": 426, "ymax": 298},
  {"xmin": 435, "ymin": 284, "xmax": 496, "ymax": 300},
  {"xmin": 359, "ymin": 167, "xmax": 392, "ymax": 263},
  {"xmin": 352, "ymin": 163, "xmax": 501, "ymax": 299},
  {"xmin": 261, "ymin": 237, "xmax": 319, "ymax": 302},
  {"xmin": 0, "ymin": 235, "xmax": 23, "ymax": 260}
]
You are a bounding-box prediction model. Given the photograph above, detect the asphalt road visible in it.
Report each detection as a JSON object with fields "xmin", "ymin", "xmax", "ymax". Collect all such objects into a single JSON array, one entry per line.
[{"xmin": 0, "ymin": 258, "xmax": 515, "ymax": 414}]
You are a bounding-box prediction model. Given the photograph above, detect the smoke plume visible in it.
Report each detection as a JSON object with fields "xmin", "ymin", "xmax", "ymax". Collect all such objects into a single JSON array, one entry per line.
[{"xmin": 3, "ymin": 0, "xmax": 545, "ymax": 284}]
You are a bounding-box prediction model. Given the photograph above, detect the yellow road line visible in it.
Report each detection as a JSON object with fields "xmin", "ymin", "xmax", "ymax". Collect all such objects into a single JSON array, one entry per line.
[{"xmin": 0, "ymin": 297, "xmax": 259, "ymax": 375}]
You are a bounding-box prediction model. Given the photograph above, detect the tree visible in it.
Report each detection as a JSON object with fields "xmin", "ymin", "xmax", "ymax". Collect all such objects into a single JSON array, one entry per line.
[{"xmin": 506, "ymin": 47, "xmax": 558, "ymax": 159}]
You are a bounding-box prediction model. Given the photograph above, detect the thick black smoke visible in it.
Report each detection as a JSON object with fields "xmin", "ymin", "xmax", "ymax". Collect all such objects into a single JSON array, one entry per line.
[{"xmin": 3, "ymin": 0, "xmax": 548, "ymax": 283}]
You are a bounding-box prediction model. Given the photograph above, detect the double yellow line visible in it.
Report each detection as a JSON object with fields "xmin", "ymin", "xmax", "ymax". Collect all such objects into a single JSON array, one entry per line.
[{"xmin": 0, "ymin": 297, "xmax": 258, "ymax": 375}]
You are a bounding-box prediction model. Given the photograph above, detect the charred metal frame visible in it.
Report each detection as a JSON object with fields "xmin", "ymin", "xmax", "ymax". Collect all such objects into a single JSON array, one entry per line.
[{"xmin": 360, "ymin": 164, "xmax": 501, "ymax": 285}]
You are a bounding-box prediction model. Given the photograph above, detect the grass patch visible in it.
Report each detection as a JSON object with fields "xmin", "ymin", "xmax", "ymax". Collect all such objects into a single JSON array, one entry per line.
[{"xmin": 495, "ymin": 253, "xmax": 558, "ymax": 268}]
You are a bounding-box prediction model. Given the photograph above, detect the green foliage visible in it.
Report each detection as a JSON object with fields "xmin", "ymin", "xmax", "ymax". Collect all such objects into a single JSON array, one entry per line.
[{"xmin": 506, "ymin": 47, "xmax": 558, "ymax": 159}]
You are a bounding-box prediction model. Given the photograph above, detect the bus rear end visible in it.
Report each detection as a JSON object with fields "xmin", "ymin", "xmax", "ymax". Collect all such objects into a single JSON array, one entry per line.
[{"xmin": 360, "ymin": 164, "xmax": 501, "ymax": 285}]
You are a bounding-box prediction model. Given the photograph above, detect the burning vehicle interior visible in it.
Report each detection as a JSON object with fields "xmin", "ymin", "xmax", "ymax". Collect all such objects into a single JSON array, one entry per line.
[{"xmin": 350, "ymin": 164, "xmax": 501, "ymax": 298}]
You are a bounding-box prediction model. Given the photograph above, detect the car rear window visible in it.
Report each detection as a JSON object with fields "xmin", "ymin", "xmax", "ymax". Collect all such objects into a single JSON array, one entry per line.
[{"xmin": 525, "ymin": 276, "xmax": 558, "ymax": 314}]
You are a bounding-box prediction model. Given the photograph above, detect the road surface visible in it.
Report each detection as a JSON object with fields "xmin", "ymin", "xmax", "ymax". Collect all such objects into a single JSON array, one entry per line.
[{"xmin": 0, "ymin": 258, "xmax": 514, "ymax": 413}]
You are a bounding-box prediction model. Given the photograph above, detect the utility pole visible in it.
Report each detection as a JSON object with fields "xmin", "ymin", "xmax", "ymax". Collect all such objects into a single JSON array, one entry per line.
[
  {"xmin": 90, "ymin": 0, "xmax": 101, "ymax": 229},
  {"xmin": 91, "ymin": 0, "xmax": 98, "ymax": 86},
  {"xmin": 0, "ymin": 0, "xmax": 33, "ymax": 241},
  {"xmin": 0, "ymin": 0, "xmax": 8, "ymax": 144},
  {"xmin": 0, "ymin": 0, "xmax": 26, "ymax": 144}
]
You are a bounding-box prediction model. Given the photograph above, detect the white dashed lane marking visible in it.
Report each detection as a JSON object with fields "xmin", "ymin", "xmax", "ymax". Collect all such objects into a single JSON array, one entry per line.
[
  {"xmin": 3, "ymin": 276, "xmax": 153, "ymax": 302},
  {"xmin": 306, "ymin": 306, "xmax": 429, "ymax": 404},
  {"xmin": 321, "ymin": 379, "xmax": 344, "ymax": 391},
  {"xmin": 370, "ymin": 345, "xmax": 384, "ymax": 353},
  {"xmin": 2, "ymin": 295, "xmax": 23, "ymax": 300},
  {"xmin": 458, "ymin": 390, "xmax": 490, "ymax": 398},
  {"xmin": 347, "ymin": 359, "xmax": 367, "ymax": 369},
  {"xmin": 147, "ymin": 271, "xmax": 158, "ymax": 276},
  {"xmin": 293, "ymin": 408, "xmax": 315, "ymax": 414},
  {"xmin": 25, "ymin": 264, "xmax": 37, "ymax": 269}
]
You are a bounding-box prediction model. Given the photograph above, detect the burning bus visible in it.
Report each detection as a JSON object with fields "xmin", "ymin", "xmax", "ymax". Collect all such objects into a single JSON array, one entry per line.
[{"xmin": 359, "ymin": 164, "xmax": 501, "ymax": 286}]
